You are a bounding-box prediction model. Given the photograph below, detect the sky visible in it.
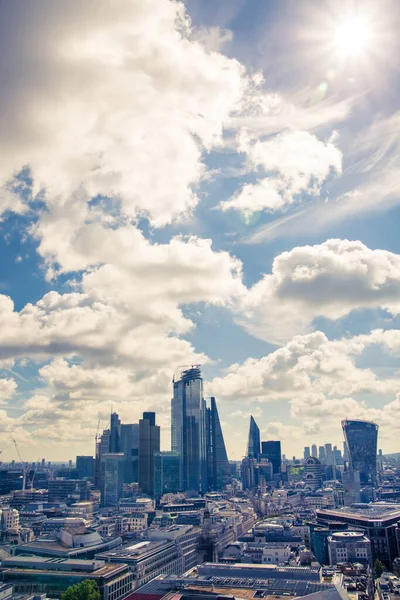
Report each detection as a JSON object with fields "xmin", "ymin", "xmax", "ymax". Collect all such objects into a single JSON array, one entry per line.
[{"xmin": 1, "ymin": 0, "xmax": 400, "ymax": 462}]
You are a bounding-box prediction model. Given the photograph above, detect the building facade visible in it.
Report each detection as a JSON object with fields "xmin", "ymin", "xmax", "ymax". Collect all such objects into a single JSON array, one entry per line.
[
  {"xmin": 100, "ymin": 453, "xmax": 124, "ymax": 507},
  {"xmin": 328, "ymin": 531, "xmax": 372, "ymax": 567},
  {"xmin": 247, "ymin": 416, "xmax": 261, "ymax": 459},
  {"xmin": 342, "ymin": 419, "xmax": 378, "ymax": 484},
  {"xmin": 154, "ymin": 451, "xmax": 180, "ymax": 497},
  {"xmin": 138, "ymin": 412, "xmax": 160, "ymax": 497},
  {"xmin": 171, "ymin": 366, "xmax": 207, "ymax": 492},
  {"xmin": 206, "ymin": 397, "xmax": 230, "ymax": 491},
  {"xmin": 261, "ymin": 441, "xmax": 281, "ymax": 474}
]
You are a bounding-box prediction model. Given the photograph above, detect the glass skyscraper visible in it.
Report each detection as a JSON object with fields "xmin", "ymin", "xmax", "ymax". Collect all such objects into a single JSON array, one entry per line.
[
  {"xmin": 100, "ymin": 453, "xmax": 124, "ymax": 507},
  {"xmin": 261, "ymin": 440, "xmax": 281, "ymax": 474},
  {"xmin": 247, "ymin": 415, "xmax": 261, "ymax": 459},
  {"xmin": 154, "ymin": 451, "xmax": 180, "ymax": 497},
  {"xmin": 138, "ymin": 412, "xmax": 160, "ymax": 497},
  {"xmin": 342, "ymin": 419, "xmax": 378, "ymax": 484},
  {"xmin": 206, "ymin": 397, "xmax": 230, "ymax": 491},
  {"xmin": 171, "ymin": 366, "xmax": 207, "ymax": 492}
]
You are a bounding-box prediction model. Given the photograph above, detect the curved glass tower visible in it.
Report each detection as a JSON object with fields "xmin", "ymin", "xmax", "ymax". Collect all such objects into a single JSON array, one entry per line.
[
  {"xmin": 342, "ymin": 419, "xmax": 378, "ymax": 484},
  {"xmin": 247, "ymin": 415, "xmax": 261, "ymax": 459}
]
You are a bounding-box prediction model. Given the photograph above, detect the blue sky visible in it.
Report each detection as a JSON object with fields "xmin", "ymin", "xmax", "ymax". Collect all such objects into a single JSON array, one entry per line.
[{"xmin": 1, "ymin": 0, "xmax": 400, "ymax": 461}]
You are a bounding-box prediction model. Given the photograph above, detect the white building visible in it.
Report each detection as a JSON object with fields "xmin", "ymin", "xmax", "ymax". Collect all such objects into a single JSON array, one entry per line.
[
  {"xmin": 262, "ymin": 543, "xmax": 291, "ymax": 564},
  {"xmin": 328, "ymin": 531, "xmax": 372, "ymax": 566}
]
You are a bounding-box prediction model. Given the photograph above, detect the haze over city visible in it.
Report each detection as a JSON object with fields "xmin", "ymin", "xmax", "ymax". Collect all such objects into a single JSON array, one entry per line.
[{"xmin": 1, "ymin": 0, "xmax": 400, "ymax": 462}]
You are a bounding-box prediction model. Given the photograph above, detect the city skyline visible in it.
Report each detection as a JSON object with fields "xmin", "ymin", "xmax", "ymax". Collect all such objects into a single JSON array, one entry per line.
[{"xmin": 1, "ymin": 1, "xmax": 400, "ymax": 461}]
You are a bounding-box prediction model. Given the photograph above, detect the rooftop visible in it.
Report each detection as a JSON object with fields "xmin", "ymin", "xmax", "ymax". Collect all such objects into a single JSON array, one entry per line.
[{"xmin": 317, "ymin": 503, "xmax": 400, "ymax": 521}]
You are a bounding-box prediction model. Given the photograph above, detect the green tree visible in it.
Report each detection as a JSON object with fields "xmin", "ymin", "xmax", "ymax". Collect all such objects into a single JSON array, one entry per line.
[
  {"xmin": 61, "ymin": 579, "xmax": 101, "ymax": 600},
  {"xmin": 374, "ymin": 559, "xmax": 385, "ymax": 578}
]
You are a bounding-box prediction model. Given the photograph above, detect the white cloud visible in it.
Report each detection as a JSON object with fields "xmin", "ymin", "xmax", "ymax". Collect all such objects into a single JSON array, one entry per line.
[
  {"xmin": 0, "ymin": 378, "xmax": 17, "ymax": 403},
  {"xmin": 237, "ymin": 239, "xmax": 400, "ymax": 343},
  {"xmin": 0, "ymin": 0, "xmax": 246, "ymax": 226},
  {"xmin": 220, "ymin": 130, "xmax": 342, "ymax": 215}
]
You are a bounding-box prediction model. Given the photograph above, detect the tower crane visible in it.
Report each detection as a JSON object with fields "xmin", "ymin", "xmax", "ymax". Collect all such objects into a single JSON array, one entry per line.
[{"xmin": 12, "ymin": 438, "xmax": 29, "ymax": 491}]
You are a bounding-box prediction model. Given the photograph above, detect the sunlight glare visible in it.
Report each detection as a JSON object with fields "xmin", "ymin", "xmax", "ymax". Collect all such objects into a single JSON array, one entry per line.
[{"xmin": 333, "ymin": 15, "xmax": 372, "ymax": 59}]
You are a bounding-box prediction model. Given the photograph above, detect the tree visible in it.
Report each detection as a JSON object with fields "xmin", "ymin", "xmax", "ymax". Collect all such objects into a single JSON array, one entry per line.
[
  {"xmin": 374, "ymin": 559, "xmax": 385, "ymax": 578},
  {"xmin": 61, "ymin": 579, "xmax": 101, "ymax": 600}
]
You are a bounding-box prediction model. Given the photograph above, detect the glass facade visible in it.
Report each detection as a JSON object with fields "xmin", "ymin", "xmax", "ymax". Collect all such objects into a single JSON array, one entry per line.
[
  {"xmin": 261, "ymin": 440, "xmax": 281, "ymax": 474},
  {"xmin": 206, "ymin": 397, "xmax": 230, "ymax": 491},
  {"xmin": 342, "ymin": 419, "xmax": 378, "ymax": 484},
  {"xmin": 171, "ymin": 366, "xmax": 207, "ymax": 492},
  {"xmin": 121, "ymin": 423, "xmax": 139, "ymax": 483},
  {"xmin": 247, "ymin": 416, "xmax": 261, "ymax": 459},
  {"xmin": 100, "ymin": 453, "xmax": 124, "ymax": 507},
  {"xmin": 154, "ymin": 451, "xmax": 180, "ymax": 496}
]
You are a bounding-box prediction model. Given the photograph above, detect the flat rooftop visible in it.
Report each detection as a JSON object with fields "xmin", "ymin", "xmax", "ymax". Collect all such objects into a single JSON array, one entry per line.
[{"xmin": 317, "ymin": 503, "xmax": 400, "ymax": 521}]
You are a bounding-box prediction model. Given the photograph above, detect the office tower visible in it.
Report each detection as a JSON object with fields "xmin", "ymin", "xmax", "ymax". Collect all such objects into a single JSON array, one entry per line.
[
  {"xmin": 304, "ymin": 447, "xmax": 310, "ymax": 460},
  {"xmin": 261, "ymin": 440, "xmax": 281, "ymax": 474},
  {"xmin": 76, "ymin": 456, "xmax": 95, "ymax": 479},
  {"xmin": 48, "ymin": 479, "xmax": 90, "ymax": 503},
  {"xmin": 247, "ymin": 416, "xmax": 261, "ymax": 459},
  {"xmin": 154, "ymin": 451, "xmax": 180, "ymax": 497},
  {"xmin": 241, "ymin": 457, "xmax": 256, "ymax": 490},
  {"xmin": 95, "ymin": 428, "xmax": 111, "ymax": 488},
  {"xmin": 100, "ymin": 453, "xmax": 124, "ymax": 507},
  {"xmin": 343, "ymin": 441, "xmax": 349, "ymax": 462},
  {"xmin": 304, "ymin": 456, "xmax": 323, "ymax": 491},
  {"xmin": 318, "ymin": 446, "xmax": 326, "ymax": 461},
  {"xmin": 311, "ymin": 443, "xmax": 317, "ymax": 457},
  {"xmin": 342, "ymin": 419, "xmax": 378, "ymax": 485},
  {"xmin": 138, "ymin": 412, "xmax": 160, "ymax": 496},
  {"xmin": 206, "ymin": 397, "xmax": 230, "ymax": 491},
  {"xmin": 342, "ymin": 470, "xmax": 361, "ymax": 505},
  {"xmin": 171, "ymin": 366, "xmax": 207, "ymax": 492},
  {"xmin": 121, "ymin": 424, "xmax": 139, "ymax": 483},
  {"xmin": 110, "ymin": 412, "xmax": 121, "ymax": 453},
  {"xmin": 325, "ymin": 443, "xmax": 333, "ymax": 466}
]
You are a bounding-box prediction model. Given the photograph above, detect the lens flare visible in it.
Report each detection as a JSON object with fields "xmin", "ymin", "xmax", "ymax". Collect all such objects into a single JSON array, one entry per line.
[{"xmin": 333, "ymin": 15, "xmax": 371, "ymax": 59}]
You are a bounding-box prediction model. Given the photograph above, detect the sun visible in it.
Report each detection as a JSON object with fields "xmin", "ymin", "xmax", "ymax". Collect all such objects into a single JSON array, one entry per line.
[{"xmin": 333, "ymin": 14, "xmax": 372, "ymax": 59}]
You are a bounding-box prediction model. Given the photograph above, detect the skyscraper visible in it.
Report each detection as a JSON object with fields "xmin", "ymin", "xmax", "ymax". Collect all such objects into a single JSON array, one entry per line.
[
  {"xmin": 171, "ymin": 366, "xmax": 207, "ymax": 492},
  {"xmin": 247, "ymin": 416, "xmax": 261, "ymax": 459},
  {"xmin": 138, "ymin": 412, "xmax": 160, "ymax": 497},
  {"xmin": 76, "ymin": 455, "xmax": 95, "ymax": 480},
  {"xmin": 261, "ymin": 440, "xmax": 281, "ymax": 474},
  {"xmin": 110, "ymin": 412, "xmax": 121, "ymax": 453},
  {"xmin": 342, "ymin": 419, "xmax": 378, "ymax": 485},
  {"xmin": 100, "ymin": 453, "xmax": 124, "ymax": 507},
  {"xmin": 121, "ymin": 424, "xmax": 139, "ymax": 483},
  {"xmin": 318, "ymin": 446, "xmax": 326, "ymax": 461},
  {"xmin": 95, "ymin": 428, "xmax": 110, "ymax": 488},
  {"xmin": 311, "ymin": 443, "xmax": 317, "ymax": 457},
  {"xmin": 154, "ymin": 451, "xmax": 180, "ymax": 497},
  {"xmin": 206, "ymin": 397, "xmax": 230, "ymax": 491},
  {"xmin": 304, "ymin": 446, "xmax": 310, "ymax": 459}
]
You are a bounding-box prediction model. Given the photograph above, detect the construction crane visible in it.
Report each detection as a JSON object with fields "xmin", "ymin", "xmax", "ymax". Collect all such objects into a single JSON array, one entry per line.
[{"xmin": 12, "ymin": 438, "xmax": 29, "ymax": 491}]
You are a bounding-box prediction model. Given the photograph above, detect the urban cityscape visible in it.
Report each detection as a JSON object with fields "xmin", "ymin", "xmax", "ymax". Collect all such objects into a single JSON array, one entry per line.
[
  {"xmin": 0, "ymin": 366, "xmax": 399, "ymax": 600},
  {"xmin": 1, "ymin": 2, "xmax": 400, "ymax": 600}
]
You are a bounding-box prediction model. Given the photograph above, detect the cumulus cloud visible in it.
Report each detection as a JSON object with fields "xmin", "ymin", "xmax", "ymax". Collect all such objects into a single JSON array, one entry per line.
[
  {"xmin": 0, "ymin": 0, "xmax": 245, "ymax": 226},
  {"xmin": 236, "ymin": 239, "xmax": 400, "ymax": 343},
  {"xmin": 219, "ymin": 130, "xmax": 342, "ymax": 215},
  {"xmin": 0, "ymin": 378, "xmax": 17, "ymax": 403}
]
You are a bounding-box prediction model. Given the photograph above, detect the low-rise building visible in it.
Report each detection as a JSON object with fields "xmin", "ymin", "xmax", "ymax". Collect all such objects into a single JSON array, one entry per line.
[
  {"xmin": 328, "ymin": 531, "xmax": 372, "ymax": 567},
  {"xmin": 0, "ymin": 556, "xmax": 132, "ymax": 600}
]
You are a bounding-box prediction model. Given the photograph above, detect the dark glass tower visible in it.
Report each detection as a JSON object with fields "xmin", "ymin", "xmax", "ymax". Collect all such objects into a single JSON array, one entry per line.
[
  {"xmin": 342, "ymin": 419, "xmax": 378, "ymax": 484},
  {"xmin": 171, "ymin": 366, "xmax": 207, "ymax": 492},
  {"xmin": 154, "ymin": 451, "xmax": 180, "ymax": 497},
  {"xmin": 206, "ymin": 397, "xmax": 230, "ymax": 491},
  {"xmin": 247, "ymin": 415, "xmax": 261, "ymax": 459},
  {"xmin": 100, "ymin": 453, "xmax": 124, "ymax": 507},
  {"xmin": 138, "ymin": 412, "xmax": 160, "ymax": 497},
  {"xmin": 261, "ymin": 440, "xmax": 281, "ymax": 474},
  {"xmin": 110, "ymin": 412, "xmax": 121, "ymax": 452},
  {"xmin": 121, "ymin": 423, "xmax": 139, "ymax": 483}
]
